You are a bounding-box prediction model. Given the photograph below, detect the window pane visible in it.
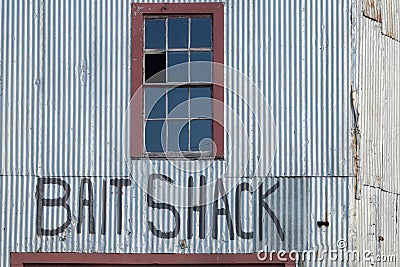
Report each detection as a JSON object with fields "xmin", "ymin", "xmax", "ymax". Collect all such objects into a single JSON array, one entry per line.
[
  {"xmin": 190, "ymin": 18, "xmax": 212, "ymax": 48},
  {"xmin": 145, "ymin": 53, "xmax": 166, "ymax": 83},
  {"xmin": 190, "ymin": 52, "xmax": 212, "ymax": 82},
  {"xmin": 168, "ymin": 120, "xmax": 189, "ymax": 152},
  {"xmin": 190, "ymin": 120, "xmax": 213, "ymax": 152},
  {"xmin": 145, "ymin": 19, "xmax": 166, "ymax": 49},
  {"xmin": 168, "ymin": 87, "xmax": 188, "ymax": 118},
  {"xmin": 168, "ymin": 18, "xmax": 189, "ymax": 48},
  {"xmin": 168, "ymin": 52, "xmax": 188, "ymax": 82},
  {"xmin": 145, "ymin": 88, "xmax": 166, "ymax": 119},
  {"xmin": 145, "ymin": 120, "xmax": 166, "ymax": 152},
  {"xmin": 190, "ymin": 87, "xmax": 212, "ymax": 118}
]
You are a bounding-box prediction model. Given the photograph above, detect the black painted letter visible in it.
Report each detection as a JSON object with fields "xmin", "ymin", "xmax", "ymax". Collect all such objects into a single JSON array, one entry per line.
[
  {"xmin": 110, "ymin": 178, "xmax": 131, "ymax": 235},
  {"xmin": 36, "ymin": 178, "xmax": 72, "ymax": 236},
  {"xmin": 77, "ymin": 178, "xmax": 95, "ymax": 234},
  {"xmin": 101, "ymin": 179, "xmax": 107, "ymax": 235},
  {"xmin": 235, "ymin": 182, "xmax": 254, "ymax": 239},
  {"xmin": 212, "ymin": 179, "xmax": 234, "ymax": 240},
  {"xmin": 187, "ymin": 176, "xmax": 206, "ymax": 239},
  {"xmin": 258, "ymin": 182, "xmax": 284, "ymax": 241},
  {"xmin": 147, "ymin": 174, "xmax": 181, "ymax": 239}
]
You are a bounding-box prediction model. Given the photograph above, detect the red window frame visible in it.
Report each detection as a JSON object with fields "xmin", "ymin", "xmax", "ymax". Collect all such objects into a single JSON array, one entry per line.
[
  {"xmin": 130, "ymin": 3, "xmax": 224, "ymax": 159},
  {"xmin": 11, "ymin": 253, "xmax": 296, "ymax": 266}
]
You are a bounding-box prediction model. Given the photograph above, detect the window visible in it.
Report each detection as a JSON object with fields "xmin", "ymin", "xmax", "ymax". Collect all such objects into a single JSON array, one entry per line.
[{"xmin": 131, "ymin": 3, "xmax": 224, "ymax": 159}]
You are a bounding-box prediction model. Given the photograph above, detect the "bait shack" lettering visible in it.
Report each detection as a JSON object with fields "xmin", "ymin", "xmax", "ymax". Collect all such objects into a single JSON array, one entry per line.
[{"xmin": 35, "ymin": 175, "xmax": 284, "ymax": 241}]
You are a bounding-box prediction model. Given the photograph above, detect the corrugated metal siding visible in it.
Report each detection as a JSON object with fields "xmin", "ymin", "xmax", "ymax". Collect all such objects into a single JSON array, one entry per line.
[
  {"xmin": 381, "ymin": 0, "xmax": 400, "ymax": 40},
  {"xmin": 0, "ymin": 175, "xmax": 352, "ymax": 266},
  {"xmin": 356, "ymin": 11, "xmax": 400, "ymax": 194},
  {"xmin": 354, "ymin": 0, "xmax": 400, "ymax": 265},
  {"xmin": 0, "ymin": 0, "xmax": 354, "ymax": 266},
  {"xmin": 363, "ymin": 0, "xmax": 400, "ymax": 40},
  {"xmin": 0, "ymin": 0, "xmax": 130, "ymax": 177},
  {"xmin": 355, "ymin": 186, "xmax": 399, "ymax": 267},
  {"xmin": 0, "ymin": 0, "xmax": 42, "ymax": 176},
  {"xmin": 0, "ymin": 0, "xmax": 354, "ymax": 178},
  {"xmin": 364, "ymin": 0, "xmax": 382, "ymax": 21},
  {"xmin": 40, "ymin": 0, "xmax": 130, "ymax": 176},
  {"xmin": 223, "ymin": 0, "xmax": 353, "ymax": 177}
]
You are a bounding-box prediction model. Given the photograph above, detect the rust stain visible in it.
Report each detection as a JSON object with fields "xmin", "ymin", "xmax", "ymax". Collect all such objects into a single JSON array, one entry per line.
[
  {"xmin": 368, "ymin": 0, "xmax": 375, "ymax": 9},
  {"xmin": 376, "ymin": 9, "xmax": 382, "ymax": 22},
  {"xmin": 364, "ymin": 0, "xmax": 400, "ymax": 41},
  {"xmin": 381, "ymin": 0, "xmax": 400, "ymax": 41},
  {"xmin": 350, "ymin": 84, "xmax": 360, "ymax": 199},
  {"xmin": 364, "ymin": 0, "xmax": 383, "ymax": 22},
  {"xmin": 385, "ymin": 31, "xmax": 396, "ymax": 40}
]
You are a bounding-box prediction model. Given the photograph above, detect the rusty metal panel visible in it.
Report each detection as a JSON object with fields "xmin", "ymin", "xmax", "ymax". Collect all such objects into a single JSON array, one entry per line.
[
  {"xmin": 364, "ymin": 0, "xmax": 383, "ymax": 21},
  {"xmin": 363, "ymin": 0, "xmax": 400, "ymax": 40},
  {"xmin": 381, "ymin": 0, "xmax": 400, "ymax": 40}
]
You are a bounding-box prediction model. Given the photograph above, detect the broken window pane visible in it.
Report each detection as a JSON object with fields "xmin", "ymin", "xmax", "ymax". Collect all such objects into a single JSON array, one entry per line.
[{"xmin": 145, "ymin": 53, "xmax": 166, "ymax": 83}]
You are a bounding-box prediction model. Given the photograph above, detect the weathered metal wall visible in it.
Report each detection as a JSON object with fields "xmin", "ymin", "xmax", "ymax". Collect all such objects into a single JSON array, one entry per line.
[
  {"xmin": 363, "ymin": 0, "xmax": 400, "ymax": 40},
  {"xmin": 353, "ymin": 0, "xmax": 400, "ymax": 265},
  {"xmin": 0, "ymin": 0, "xmax": 354, "ymax": 266},
  {"xmin": 0, "ymin": 176, "xmax": 352, "ymax": 266}
]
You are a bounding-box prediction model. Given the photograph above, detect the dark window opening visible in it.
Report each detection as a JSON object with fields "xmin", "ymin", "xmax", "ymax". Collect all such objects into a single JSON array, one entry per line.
[{"xmin": 145, "ymin": 53, "xmax": 166, "ymax": 83}]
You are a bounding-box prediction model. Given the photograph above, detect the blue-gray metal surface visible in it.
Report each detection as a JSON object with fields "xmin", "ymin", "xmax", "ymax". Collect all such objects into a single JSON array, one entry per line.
[{"xmin": 0, "ymin": 0, "xmax": 354, "ymax": 266}]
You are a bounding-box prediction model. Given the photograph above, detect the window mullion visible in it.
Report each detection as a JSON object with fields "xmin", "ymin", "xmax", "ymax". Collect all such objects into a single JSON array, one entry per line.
[
  {"xmin": 188, "ymin": 18, "xmax": 191, "ymax": 153},
  {"xmin": 165, "ymin": 18, "xmax": 169, "ymax": 83},
  {"xmin": 188, "ymin": 87, "xmax": 191, "ymax": 152},
  {"xmin": 165, "ymin": 18, "xmax": 169, "ymax": 152},
  {"xmin": 188, "ymin": 17, "xmax": 191, "ymax": 83},
  {"xmin": 165, "ymin": 87, "xmax": 168, "ymax": 152}
]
